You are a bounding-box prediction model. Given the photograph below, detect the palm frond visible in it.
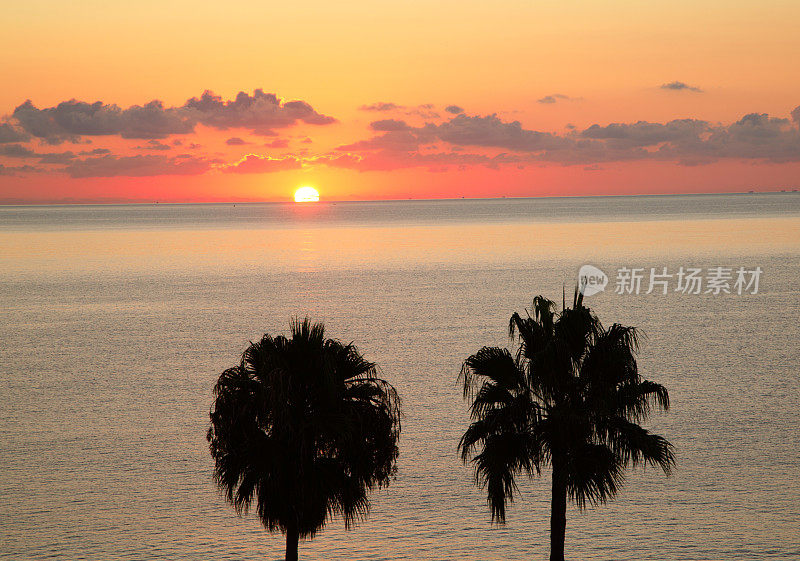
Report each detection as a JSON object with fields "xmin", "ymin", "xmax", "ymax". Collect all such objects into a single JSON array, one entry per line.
[
  {"xmin": 608, "ymin": 380, "xmax": 670, "ymax": 422},
  {"xmin": 565, "ymin": 443, "xmax": 624, "ymax": 509},
  {"xmin": 208, "ymin": 320, "xmax": 401, "ymax": 540},
  {"xmin": 600, "ymin": 417, "xmax": 675, "ymax": 474},
  {"xmin": 460, "ymin": 346, "xmax": 521, "ymax": 399},
  {"xmin": 471, "ymin": 431, "xmax": 540, "ymax": 522},
  {"xmin": 459, "ymin": 293, "xmax": 675, "ymax": 537}
]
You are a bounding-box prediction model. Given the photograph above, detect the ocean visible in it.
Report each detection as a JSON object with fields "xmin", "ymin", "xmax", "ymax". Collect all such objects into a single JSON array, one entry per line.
[{"xmin": 1, "ymin": 193, "xmax": 799, "ymax": 560}]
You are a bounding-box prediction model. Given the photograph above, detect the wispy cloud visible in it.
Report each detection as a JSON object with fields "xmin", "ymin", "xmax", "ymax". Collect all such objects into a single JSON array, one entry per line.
[
  {"xmin": 134, "ymin": 140, "xmax": 172, "ymax": 151},
  {"xmin": 660, "ymin": 81, "xmax": 703, "ymax": 93},
  {"xmin": 63, "ymin": 154, "xmax": 212, "ymax": 178},
  {"xmin": 358, "ymin": 102, "xmax": 440, "ymax": 118},
  {"xmin": 221, "ymin": 154, "xmax": 302, "ymax": 174},
  {"xmin": 0, "ymin": 163, "xmax": 39, "ymax": 176},
  {"xmin": 359, "ymin": 102, "xmax": 403, "ymax": 112},
  {"xmin": 537, "ymin": 93, "xmax": 581, "ymax": 104}
]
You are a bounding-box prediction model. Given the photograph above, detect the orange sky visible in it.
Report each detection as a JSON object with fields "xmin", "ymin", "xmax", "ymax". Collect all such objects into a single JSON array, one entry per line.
[{"xmin": 1, "ymin": 0, "xmax": 799, "ymax": 202}]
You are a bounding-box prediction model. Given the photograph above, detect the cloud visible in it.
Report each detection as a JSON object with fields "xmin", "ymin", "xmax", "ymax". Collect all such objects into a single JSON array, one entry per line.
[
  {"xmin": 0, "ymin": 163, "xmax": 38, "ymax": 176},
  {"xmin": 184, "ymin": 90, "xmax": 335, "ymax": 134},
  {"xmin": 310, "ymin": 153, "xmax": 363, "ymax": 168},
  {"xmin": 321, "ymin": 149, "xmax": 519, "ymax": 172},
  {"xmin": 340, "ymin": 113, "xmax": 570, "ymax": 158},
  {"xmin": 39, "ymin": 151, "xmax": 78, "ymax": 164},
  {"xmin": 699, "ymin": 112, "xmax": 800, "ymax": 162},
  {"xmin": 79, "ymin": 148, "xmax": 112, "ymax": 155},
  {"xmin": 334, "ymin": 106, "xmax": 800, "ymax": 169},
  {"xmin": 574, "ymin": 113, "xmax": 800, "ymax": 163},
  {"xmin": 537, "ymin": 93, "xmax": 580, "ymax": 104},
  {"xmin": 0, "ymin": 144, "xmax": 37, "ymax": 158},
  {"xmin": 0, "ymin": 122, "xmax": 29, "ymax": 143},
  {"xmin": 11, "ymin": 99, "xmax": 193, "ymax": 143},
  {"xmin": 135, "ymin": 140, "xmax": 172, "ymax": 151},
  {"xmin": 221, "ymin": 154, "xmax": 302, "ymax": 174},
  {"xmin": 434, "ymin": 114, "xmax": 569, "ymax": 151},
  {"xmin": 369, "ymin": 119, "xmax": 410, "ymax": 132},
  {"xmin": 62, "ymin": 154, "xmax": 211, "ymax": 178},
  {"xmin": 660, "ymin": 81, "xmax": 703, "ymax": 93},
  {"xmin": 580, "ymin": 119, "xmax": 708, "ymax": 148},
  {"xmin": 265, "ymin": 138, "xmax": 289, "ymax": 148},
  {"xmin": 5, "ymin": 91, "xmax": 799, "ymax": 178},
  {"xmin": 338, "ymin": 130, "xmax": 422, "ymax": 152},
  {"xmin": 7, "ymin": 90, "xmax": 335, "ymax": 144},
  {"xmin": 358, "ymin": 101, "xmax": 441, "ymax": 118},
  {"xmin": 0, "ymin": 144, "xmax": 104, "ymax": 163},
  {"xmin": 117, "ymin": 100, "xmax": 196, "ymax": 138},
  {"xmin": 359, "ymin": 102, "xmax": 404, "ymax": 112},
  {"xmin": 409, "ymin": 104, "xmax": 440, "ymax": 118}
]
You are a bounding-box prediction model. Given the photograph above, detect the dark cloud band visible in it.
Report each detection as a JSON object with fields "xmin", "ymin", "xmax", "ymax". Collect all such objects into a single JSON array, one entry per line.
[{"xmin": 8, "ymin": 90, "xmax": 335, "ymax": 144}]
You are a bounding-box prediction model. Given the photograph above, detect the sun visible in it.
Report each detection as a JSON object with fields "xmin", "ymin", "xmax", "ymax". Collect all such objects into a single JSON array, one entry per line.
[{"xmin": 294, "ymin": 186, "xmax": 320, "ymax": 203}]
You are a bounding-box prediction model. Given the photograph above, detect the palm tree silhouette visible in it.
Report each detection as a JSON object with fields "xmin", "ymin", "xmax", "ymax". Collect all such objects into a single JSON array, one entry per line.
[
  {"xmin": 207, "ymin": 318, "xmax": 401, "ymax": 561},
  {"xmin": 459, "ymin": 293, "xmax": 674, "ymax": 561}
]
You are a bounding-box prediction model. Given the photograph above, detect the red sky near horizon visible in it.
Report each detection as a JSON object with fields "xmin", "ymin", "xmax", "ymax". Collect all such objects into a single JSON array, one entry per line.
[{"xmin": 1, "ymin": 0, "xmax": 799, "ymax": 203}]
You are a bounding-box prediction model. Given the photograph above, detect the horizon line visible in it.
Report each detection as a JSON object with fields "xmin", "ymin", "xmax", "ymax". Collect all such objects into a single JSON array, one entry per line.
[{"xmin": 1, "ymin": 189, "xmax": 796, "ymax": 207}]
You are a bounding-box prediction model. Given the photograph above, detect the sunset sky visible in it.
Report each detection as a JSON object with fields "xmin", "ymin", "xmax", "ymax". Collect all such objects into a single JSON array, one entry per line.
[{"xmin": 1, "ymin": 0, "xmax": 799, "ymax": 203}]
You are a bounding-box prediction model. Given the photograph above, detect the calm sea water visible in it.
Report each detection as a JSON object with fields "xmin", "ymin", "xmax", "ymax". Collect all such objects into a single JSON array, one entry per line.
[{"xmin": 1, "ymin": 194, "xmax": 799, "ymax": 560}]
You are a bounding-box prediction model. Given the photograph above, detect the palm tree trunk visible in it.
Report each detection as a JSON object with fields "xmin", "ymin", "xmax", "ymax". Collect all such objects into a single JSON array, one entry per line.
[
  {"xmin": 550, "ymin": 463, "xmax": 567, "ymax": 561},
  {"xmin": 285, "ymin": 523, "xmax": 299, "ymax": 561}
]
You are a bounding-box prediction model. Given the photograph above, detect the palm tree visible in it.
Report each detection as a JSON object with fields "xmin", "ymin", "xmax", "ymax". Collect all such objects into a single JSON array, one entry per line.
[
  {"xmin": 459, "ymin": 293, "xmax": 674, "ymax": 561},
  {"xmin": 207, "ymin": 318, "xmax": 401, "ymax": 561}
]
